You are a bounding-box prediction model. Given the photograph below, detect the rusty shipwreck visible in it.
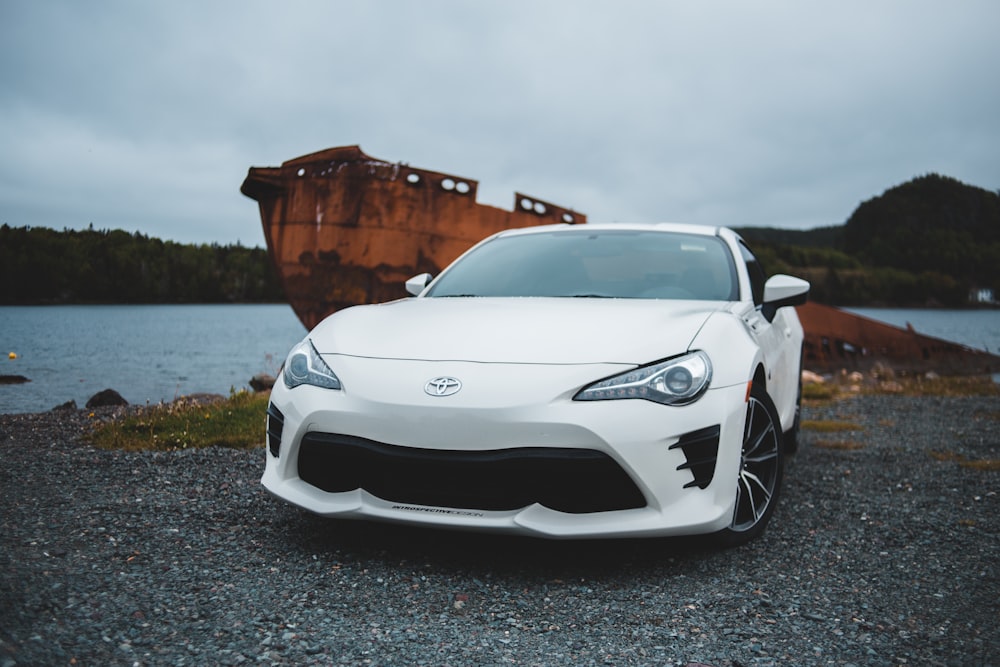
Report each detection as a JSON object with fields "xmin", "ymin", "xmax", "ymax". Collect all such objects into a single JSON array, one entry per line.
[
  {"xmin": 241, "ymin": 145, "xmax": 999, "ymax": 375},
  {"xmin": 797, "ymin": 302, "xmax": 998, "ymax": 375},
  {"xmin": 240, "ymin": 145, "xmax": 584, "ymax": 330}
]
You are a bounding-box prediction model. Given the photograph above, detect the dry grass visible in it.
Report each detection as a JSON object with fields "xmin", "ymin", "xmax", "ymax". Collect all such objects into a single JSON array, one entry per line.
[
  {"xmin": 802, "ymin": 419, "xmax": 864, "ymax": 433},
  {"xmin": 802, "ymin": 383, "xmax": 840, "ymax": 401},
  {"xmin": 929, "ymin": 450, "xmax": 1000, "ymax": 472},
  {"xmin": 802, "ymin": 372, "xmax": 999, "ymax": 401},
  {"xmin": 86, "ymin": 390, "xmax": 269, "ymax": 451},
  {"xmin": 861, "ymin": 374, "xmax": 1000, "ymax": 397},
  {"xmin": 962, "ymin": 460, "xmax": 1000, "ymax": 471}
]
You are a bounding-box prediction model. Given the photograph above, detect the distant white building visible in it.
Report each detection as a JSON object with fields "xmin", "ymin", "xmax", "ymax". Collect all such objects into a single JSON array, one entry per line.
[{"xmin": 969, "ymin": 287, "xmax": 996, "ymax": 304}]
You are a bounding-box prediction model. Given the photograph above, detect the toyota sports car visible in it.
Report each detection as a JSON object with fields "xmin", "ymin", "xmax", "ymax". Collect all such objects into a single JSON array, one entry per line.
[{"xmin": 263, "ymin": 223, "xmax": 810, "ymax": 545}]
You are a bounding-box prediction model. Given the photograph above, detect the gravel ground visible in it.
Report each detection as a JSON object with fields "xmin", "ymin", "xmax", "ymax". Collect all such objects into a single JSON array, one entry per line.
[{"xmin": 1, "ymin": 394, "xmax": 998, "ymax": 667}]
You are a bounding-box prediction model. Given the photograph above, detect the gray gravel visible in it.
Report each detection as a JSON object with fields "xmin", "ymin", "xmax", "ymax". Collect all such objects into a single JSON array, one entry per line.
[{"xmin": 1, "ymin": 394, "xmax": 998, "ymax": 666}]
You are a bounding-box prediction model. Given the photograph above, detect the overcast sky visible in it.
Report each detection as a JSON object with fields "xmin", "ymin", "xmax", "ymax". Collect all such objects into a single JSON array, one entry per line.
[{"xmin": 2, "ymin": 1, "xmax": 998, "ymax": 247}]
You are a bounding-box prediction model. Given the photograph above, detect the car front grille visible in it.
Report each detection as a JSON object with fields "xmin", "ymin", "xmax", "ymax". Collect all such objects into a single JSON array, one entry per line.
[
  {"xmin": 296, "ymin": 432, "xmax": 646, "ymax": 514},
  {"xmin": 266, "ymin": 403, "xmax": 284, "ymax": 457},
  {"xmin": 669, "ymin": 425, "xmax": 721, "ymax": 489}
]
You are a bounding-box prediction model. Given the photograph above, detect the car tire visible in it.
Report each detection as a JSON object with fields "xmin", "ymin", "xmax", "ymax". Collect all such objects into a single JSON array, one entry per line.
[
  {"xmin": 783, "ymin": 376, "xmax": 802, "ymax": 455},
  {"xmin": 711, "ymin": 383, "xmax": 785, "ymax": 548}
]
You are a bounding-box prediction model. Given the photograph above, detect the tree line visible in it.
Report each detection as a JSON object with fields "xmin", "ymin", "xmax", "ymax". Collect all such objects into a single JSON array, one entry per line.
[
  {"xmin": 0, "ymin": 224, "xmax": 285, "ymax": 304},
  {"xmin": 3, "ymin": 173, "xmax": 997, "ymax": 307}
]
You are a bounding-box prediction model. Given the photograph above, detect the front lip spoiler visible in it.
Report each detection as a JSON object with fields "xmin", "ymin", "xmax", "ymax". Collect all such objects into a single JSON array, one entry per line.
[{"xmin": 261, "ymin": 472, "xmax": 734, "ymax": 539}]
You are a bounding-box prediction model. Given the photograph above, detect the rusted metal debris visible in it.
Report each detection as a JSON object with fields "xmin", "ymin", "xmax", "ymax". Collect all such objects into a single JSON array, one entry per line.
[
  {"xmin": 797, "ymin": 301, "xmax": 999, "ymax": 375},
  {"xmin": 241, "ymin": 145, "xmax": 585, "ymax": 330},
  {"xmin": 242, "ymin": 146, "xmax": 998, "ymax": 375}
]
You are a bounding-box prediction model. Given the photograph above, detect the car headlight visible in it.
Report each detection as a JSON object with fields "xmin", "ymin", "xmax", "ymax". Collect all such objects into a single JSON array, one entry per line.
[
  {"xmin": 282, "ymin": 339, "xmax": 342, "ymax": 390},
  {"xmin": 574, "ymin": 351, "xmax": 712, "ymax": 405}
]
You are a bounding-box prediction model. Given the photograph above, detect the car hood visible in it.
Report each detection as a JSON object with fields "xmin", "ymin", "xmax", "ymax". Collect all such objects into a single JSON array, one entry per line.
[{"xmin": 309, "ymin": 298, "xmax": 726, "ymax": 365}]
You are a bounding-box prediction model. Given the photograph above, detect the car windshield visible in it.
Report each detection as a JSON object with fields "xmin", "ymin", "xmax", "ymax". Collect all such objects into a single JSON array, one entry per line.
[{"xmin": 425, "ymin": 229, "xmax": 739, "ymax": 300}]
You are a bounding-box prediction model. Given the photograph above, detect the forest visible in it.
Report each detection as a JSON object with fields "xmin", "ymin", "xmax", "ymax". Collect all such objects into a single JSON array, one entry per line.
[
  {"xmin": 738, "ymin": 174, "xmax": 1000, "ymax": 306},
  {"xmin": 0, "ymin": 225, "xmax": 284, "ymax": 304},
  {"xmin": 2, "ymin": 173, "xmax": 997, "ymax": 307}
]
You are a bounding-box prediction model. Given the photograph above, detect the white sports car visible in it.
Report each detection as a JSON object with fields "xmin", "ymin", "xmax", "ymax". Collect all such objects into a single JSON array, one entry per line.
[{"xmin": 264, "ymin": 223, "xmax": 809, "ymax": 545}]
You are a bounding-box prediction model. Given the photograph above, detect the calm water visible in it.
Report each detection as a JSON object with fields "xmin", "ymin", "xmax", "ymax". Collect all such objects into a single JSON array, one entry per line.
[
  {"xmin": 1, "ymin": 305, "xmax": 306, "ymax": 414},
  {"xmin": 846, "ymin": 308, "xmax": 1000, "ymax": 355},
  {"xmin": 2, "ymin": 304, "xmax": 998, "ymax": 414}
]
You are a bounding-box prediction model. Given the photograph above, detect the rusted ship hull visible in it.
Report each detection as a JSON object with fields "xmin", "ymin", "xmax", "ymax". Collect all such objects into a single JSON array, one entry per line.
[
  {"xmin": 242, "ymin": 146, "xmax": 997, "ymax": 375},
  {"xmin": 241, "ymin": 145, "xmax": 585, "ymax": 330},
  {"xmin": 797, "ymin": 301, "xmax": 999, "ymax": 375}
]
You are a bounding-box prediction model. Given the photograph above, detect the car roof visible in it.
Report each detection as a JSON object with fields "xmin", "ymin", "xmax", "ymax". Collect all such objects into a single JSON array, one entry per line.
[{"xmin": 494, "ymin": 222, "xmax": 731, "ymax": 239}]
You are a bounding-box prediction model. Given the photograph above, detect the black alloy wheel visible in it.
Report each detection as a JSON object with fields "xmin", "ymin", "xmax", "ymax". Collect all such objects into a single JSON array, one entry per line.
[{"xmin": 713, "ymin": 382, "xmax": 784, "ymax": 547}]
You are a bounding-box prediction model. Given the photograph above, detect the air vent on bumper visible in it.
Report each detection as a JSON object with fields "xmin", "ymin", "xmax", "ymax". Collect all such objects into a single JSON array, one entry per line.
[
  {"xmin": 669, "ymin": 425, "xmax": 721, "ymax": 489},
  {"xmin": 266, "ymin": 403, "xmax": 284, "ymax": 457}
]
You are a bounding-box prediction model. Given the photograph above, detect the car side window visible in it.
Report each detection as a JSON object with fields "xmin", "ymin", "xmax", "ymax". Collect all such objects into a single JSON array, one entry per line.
[{"xmin": 739, "ymin": 242, "xmax": 766, "ymax": 306}]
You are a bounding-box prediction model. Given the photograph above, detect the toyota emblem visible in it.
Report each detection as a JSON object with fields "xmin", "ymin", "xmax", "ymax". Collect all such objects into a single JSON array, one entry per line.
[{"xmin": 425, "ymin": 377, "xmax": 462, "ymax": 396}]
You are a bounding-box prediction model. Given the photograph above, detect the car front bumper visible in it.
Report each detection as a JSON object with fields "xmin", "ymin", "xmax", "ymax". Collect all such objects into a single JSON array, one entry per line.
[{"xmin": 262, "ymin": 358, "xmax": 750, "ymax": 539}]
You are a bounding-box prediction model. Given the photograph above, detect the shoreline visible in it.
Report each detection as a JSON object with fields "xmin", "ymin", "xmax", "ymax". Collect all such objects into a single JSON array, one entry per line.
[{"xmin": 3, "ymin": 366, "xmax": 998, "ymax": 419}]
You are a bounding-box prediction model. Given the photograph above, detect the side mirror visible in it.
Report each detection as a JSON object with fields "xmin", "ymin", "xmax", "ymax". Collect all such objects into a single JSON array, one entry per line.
[
  {"xmin": 405, "ymin": 273, "xmax": 433, "ymax": 296},
  {"xmin": 761, "ymin": 274, "xmax": 810, "ymax": 322}
]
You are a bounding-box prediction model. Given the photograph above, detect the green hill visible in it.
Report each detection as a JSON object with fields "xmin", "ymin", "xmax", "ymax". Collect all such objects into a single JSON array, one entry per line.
[{"xmin": 739, "ymin": 174, "xmax": 1000, "ymax": 306}]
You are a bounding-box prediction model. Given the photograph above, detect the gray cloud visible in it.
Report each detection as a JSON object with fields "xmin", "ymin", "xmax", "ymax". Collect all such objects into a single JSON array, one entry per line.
[{"xmin": 2, "ymin": 0, "xmax": 997, "ymax": 246}]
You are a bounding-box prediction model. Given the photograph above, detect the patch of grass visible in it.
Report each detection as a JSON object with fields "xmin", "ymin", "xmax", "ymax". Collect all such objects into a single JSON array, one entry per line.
[
  {"xmin": 962, "ymin": 460, "xmax": 1000, "ymax": 471},
  {"xmin": 863, "ymin": 374, "xmax": 1000, "ymax": 397},
  {"xmin": 814, "ymin": 439, "xmax": 865, "ymax": 451},
  {"xmin": 929, "ymin": 450, "xmax": 1000, "ymax": 471},
  {"xmin": 87, "ymin": 390, "xmax": 269, "ymax": 451},
  {"xmin": 801, "ymin": 372, "xmax": 999, "ymax": 400},
  {"xmin": 802, "ymin": 383, "xmax": 839, "ymax": 401},
  {"xmin": 802, "ymin": 419, "xmax": 864, "ymax": 433}
]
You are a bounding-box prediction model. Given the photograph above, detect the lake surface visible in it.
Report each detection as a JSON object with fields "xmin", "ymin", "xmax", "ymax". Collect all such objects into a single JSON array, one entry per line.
[
  {"xmin": 2, "ymin": 304, "xmax": 998, "ymax": 414},
  {"xmin": 846, "ymin": 308, "xmax": 1000, "ymax": 355},
  {"xmin": 1, "ymin": 305, "xmax": 306, "ymax": 414}
]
